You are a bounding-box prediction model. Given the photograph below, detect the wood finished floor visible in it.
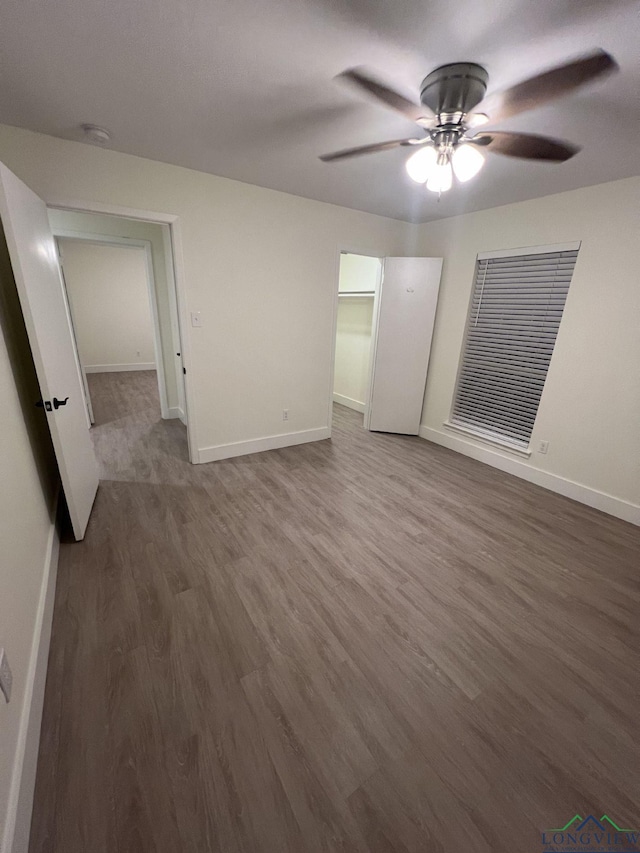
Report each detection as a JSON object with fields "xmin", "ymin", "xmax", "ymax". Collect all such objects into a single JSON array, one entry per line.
[{"xmin": 30, "ymin": 370, "xmax": 640, "ymax": 852}]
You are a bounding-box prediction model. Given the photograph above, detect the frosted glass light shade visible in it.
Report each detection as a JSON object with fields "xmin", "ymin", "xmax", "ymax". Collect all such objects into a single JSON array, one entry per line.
[
  {"xmin": 452, "ymin": 144, "xmax": 485, "ymax": 182},
  {"xmin": 426, "ymin": 160, "xmax": 453, "ymax": 193},
  {"xmin": 405, "ymin": 146, "xmax": 437, "ymax": 183}
]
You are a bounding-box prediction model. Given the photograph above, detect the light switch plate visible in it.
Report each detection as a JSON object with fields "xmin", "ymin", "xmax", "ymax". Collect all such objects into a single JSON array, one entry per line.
[
  {"xmin": 190, "ymin": 311, "xmax": 202, "ymax": 327},
  {"xmin": 0, "ymin": 648, "xmax": 12, "ymax": 703}
]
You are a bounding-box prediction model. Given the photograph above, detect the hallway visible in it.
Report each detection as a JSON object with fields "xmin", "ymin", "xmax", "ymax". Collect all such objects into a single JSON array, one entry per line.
[{"xmin": 86, "ymin": 369, "xmax": 189, "ymax": 481}]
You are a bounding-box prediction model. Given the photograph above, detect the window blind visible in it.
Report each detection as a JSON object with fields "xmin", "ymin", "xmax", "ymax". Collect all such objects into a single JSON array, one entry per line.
[{"xmin": 451, "ymin": 247, "xmax": 578, "ymax": 448}]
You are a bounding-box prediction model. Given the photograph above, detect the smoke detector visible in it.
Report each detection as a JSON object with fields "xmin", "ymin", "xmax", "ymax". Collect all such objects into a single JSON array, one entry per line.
[{"xmin": 81, "ymin": 124, "xmax": 111, "ymax": 145}]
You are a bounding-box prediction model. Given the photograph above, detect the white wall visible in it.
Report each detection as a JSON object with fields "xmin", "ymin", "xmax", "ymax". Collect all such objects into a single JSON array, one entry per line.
[
  {"xmin": 60, "ymin": 240, "xmax": 155, "ymax": 371},
  {"xmin": 417, "ymin": 177, "xmax": 640, "ymax": 523},
  {"xmin": 338, "ymin": 253, "xmax": 381, "ymax": 293},
  {"xmin": 0, "ymin": 124, "xmax": 417, "ymax": 462},
  {"xmin": 0, "ymin": 228, "xmax": 58, "ymax": 853},
  {"xmin": 49, "ymin": 210, "xmax": 181, "ymax": 412},
  {"xmin": 333, "ymin": 254, "xmax": 379, "ymax": 412}
]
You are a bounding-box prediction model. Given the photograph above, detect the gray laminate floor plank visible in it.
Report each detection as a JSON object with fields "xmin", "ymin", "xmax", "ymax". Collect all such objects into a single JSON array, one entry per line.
[{"xmin": 29, "ymin": 370, "xmax": 640, "ymax": 853}]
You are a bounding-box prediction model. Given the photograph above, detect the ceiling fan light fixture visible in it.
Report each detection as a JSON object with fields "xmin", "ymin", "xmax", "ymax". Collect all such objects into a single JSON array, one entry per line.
[
  {"xmin": 323, "ymin": 50, "xmax": 614, "ymax": 186},
  {"xmin": 466, "ymin": 112, "xmax": 489, "ymax": 128},
  {"xmin": 426, "ymin": 157, "xmax": 452, "ymax": 193},
  {"xmin": 405, "ymin": 145, "xmax": 437, "ymax": 183},
  {"xmin": 452, "ymin": 144, "xmax": 485, "ymax": 182}
]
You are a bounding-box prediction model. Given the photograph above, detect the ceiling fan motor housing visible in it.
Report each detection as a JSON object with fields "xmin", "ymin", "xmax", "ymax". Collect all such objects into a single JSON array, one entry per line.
[{"xmin": 420, "ymin": 62, "xmax": 488, "ymax": 122}]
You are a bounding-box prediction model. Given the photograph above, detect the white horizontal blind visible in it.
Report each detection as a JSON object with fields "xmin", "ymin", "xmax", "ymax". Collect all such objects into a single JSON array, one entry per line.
[{"xmin": 451, "ymin": 247, "xmax": 578, "ymax": 448}]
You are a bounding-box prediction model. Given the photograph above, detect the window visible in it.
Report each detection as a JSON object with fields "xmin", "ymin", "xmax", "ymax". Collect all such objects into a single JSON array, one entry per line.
[{"xmin": 450, "ymin": 243, "xmax": 579, "ymax": 451}]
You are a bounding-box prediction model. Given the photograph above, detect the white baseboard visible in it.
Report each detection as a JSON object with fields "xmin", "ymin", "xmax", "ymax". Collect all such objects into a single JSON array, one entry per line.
[
  {"xmin": 420, "ymin": 425, "xmax": 640, "ymax": 526},
  {"xmin": 332, "ymin": 393, "xmax": 365, "ymax": 414},
  {"xmin": 3, "ymin": 518, "xmax": 60, "ymax": 853},
  {"xmin": 198, "ymin": 426, "xmax": 331, "ymax": 464},
  {"xmin": 166, "ymin": 406, "xmax": 184, "ymax": 420},
  {"xmin": 84, "ymin": 363, "xmax": 155, "ymax": 373}
]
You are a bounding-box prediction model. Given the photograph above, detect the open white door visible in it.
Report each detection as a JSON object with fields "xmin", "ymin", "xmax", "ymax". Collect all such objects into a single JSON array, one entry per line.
[
  {"xmin": 0, "ymin": 163, "xmax": 99, "ymax": 539},
  {"xmin": 367, "ymin": 257, "xmax": 443, "ymax": 435}
]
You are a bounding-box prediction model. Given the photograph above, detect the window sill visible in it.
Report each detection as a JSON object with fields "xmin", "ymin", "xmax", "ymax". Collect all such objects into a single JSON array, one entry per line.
[{"xmin": 443, "ymin": 421, "xmax": 532, "ymax": 458}]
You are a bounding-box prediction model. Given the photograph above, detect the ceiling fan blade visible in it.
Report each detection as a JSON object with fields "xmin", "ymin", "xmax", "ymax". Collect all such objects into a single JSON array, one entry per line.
[
  {"xmin": 471, "ymin": 131, "xmax": 580, "ymax": 161},
  {"xmin": 471, "ymin": 49, "xmax": 617, "ymax": 124},
  {"xmin": 338, "ymin": 68, "xmax": 435, "ymax": 126},
  {"xmin": 319, "ymin": 138, "xmax": 424, "ymax": 162}
]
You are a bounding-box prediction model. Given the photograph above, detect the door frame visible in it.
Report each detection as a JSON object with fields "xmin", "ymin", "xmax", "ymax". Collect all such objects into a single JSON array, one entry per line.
[
  {"xmin": 55, "ymin": 244, "xmax": 95, "ymax": 426},
  {"xmin": 55, "ymin": 233, "xmax": 170, "ymax": 419},
  {"xmin": 328, "ymin": 248, "xmax": 383, "ymax": 432},
  {"xmin": 46, "ymin": 198, "xmax": 198, "ymax": 463}
]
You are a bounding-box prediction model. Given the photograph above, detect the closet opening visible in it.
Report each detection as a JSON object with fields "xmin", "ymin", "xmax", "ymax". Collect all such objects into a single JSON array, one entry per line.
[{"xmin": 331, "ymin": 251, "xmax": 382, "ymax": 429}]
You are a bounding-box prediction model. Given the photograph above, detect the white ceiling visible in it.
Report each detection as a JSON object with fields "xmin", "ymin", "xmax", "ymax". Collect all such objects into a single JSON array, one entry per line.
[{"xmin": 0, "ymin": 0, "xmax": 637, "ymax": 222}]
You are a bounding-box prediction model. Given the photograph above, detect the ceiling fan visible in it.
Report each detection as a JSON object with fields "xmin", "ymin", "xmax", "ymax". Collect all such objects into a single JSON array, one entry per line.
[{"xmin": 320, "ymin": 50, "xmax": 617, "ymax": 193}]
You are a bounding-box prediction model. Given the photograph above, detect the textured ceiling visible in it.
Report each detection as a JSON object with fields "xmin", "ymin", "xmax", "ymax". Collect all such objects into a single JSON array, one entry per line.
[{"xmin": 0, "ymin": 0, "xmax": 637, "ymax": 221}]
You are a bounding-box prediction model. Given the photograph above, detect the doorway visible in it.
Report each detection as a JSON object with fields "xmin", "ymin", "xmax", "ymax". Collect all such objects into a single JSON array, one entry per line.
[
  {"xmin": 49, "ymin": 208, "xmax": 190, "ymax": 463},
  {"xmin": 57, "ymin": 238, "xmax": 162, "ymax": 421},
  {"xmin": 331, "ymin": 253, "xmax": 445, "ymax": 437},
  {"xmin": 331, "ymin": 252, "xmax": 381, "ymax": 428}
]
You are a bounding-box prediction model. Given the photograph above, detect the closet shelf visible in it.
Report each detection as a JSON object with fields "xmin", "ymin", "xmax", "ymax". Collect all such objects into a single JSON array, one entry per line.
[{"xmin": 338, "ymin": 291, "xmax": 375, "ymax": 297}]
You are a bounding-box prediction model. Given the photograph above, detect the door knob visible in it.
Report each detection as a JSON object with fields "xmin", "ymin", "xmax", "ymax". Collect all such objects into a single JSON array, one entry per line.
[{"xmin": 53, "ymin": 396, "xmax": 69, "ymax": 409}]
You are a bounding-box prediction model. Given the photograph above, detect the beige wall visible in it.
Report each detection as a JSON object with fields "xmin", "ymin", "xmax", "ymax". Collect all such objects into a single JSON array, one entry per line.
[
  {"xmin": 0, "ymin": 124, "xmax": 417, "ymax": 461},
  {"xmin": 49, "ymin": 209, "xmax": 181, "ymax": 412},
  {"xmin": 0, "ymin": 225, "xmax": 58, "ymax": 852},
  {"xmin": 417, "ymin": 177, "xmax": 640, "ymax": 521},
  {"xmin": 60, "ymin": 240, "xmax": 155, "ymax": 370}
]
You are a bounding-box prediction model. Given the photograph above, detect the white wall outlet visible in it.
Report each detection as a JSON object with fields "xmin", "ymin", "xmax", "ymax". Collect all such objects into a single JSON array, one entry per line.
[
  {"xmin": 136, "ymin": 349, "xmax": 141, "ymax": 357},
  {"xmin": 0, "ymin": 648, "xmax": 12, "ymax": 703},
  {"xmin": 282, "ymin": 409, "xmax": 289, "ymax": 421},
  {"xmin": 190, "ymin": 312, "xmax": 202, "ymax": 328},
  {"xmin": 538, "ymin": 440, "xmax": 549, "ymax": 454}
]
